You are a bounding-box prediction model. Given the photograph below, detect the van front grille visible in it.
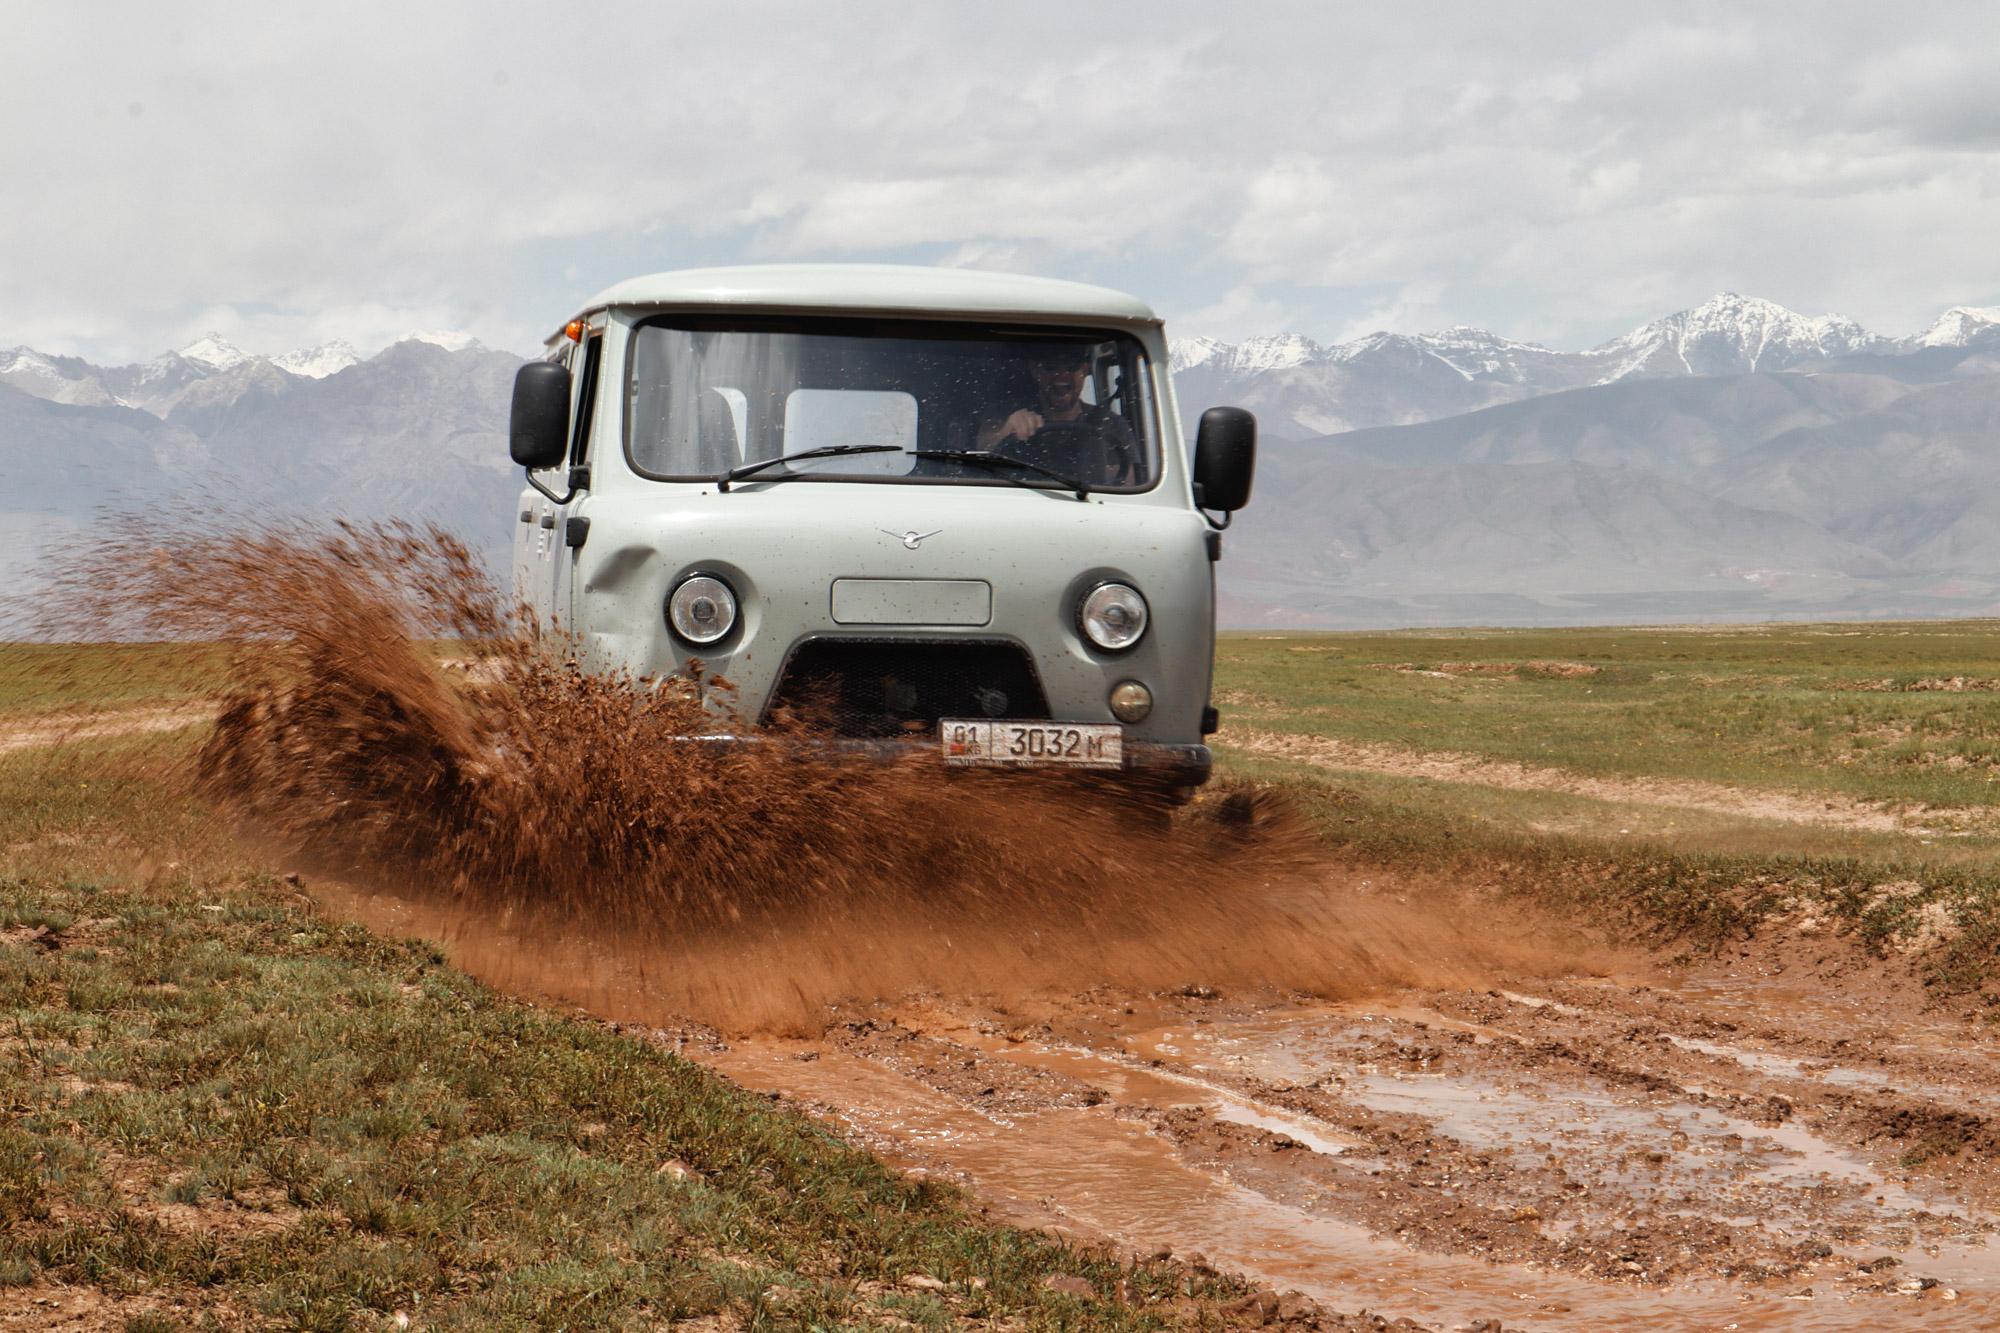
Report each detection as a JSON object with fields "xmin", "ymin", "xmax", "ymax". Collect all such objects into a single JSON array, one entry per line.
[{"xmin": 764, "ymin": 638, "xmax": 1051, "ymax": 737}]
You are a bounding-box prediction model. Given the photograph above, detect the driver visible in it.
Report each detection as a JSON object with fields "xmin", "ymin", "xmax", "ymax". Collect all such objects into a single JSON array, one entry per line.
[{"xmin": 975, "ymin": 345, "xmax": 1140, "ymax": 485}]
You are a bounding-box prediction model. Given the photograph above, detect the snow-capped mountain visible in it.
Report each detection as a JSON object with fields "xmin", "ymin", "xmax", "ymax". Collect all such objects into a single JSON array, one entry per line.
[
  {"xmin": 1171, "ymin": 333, "xmax": 1325, "ymax": 375},
  {"xmin": 0, "ymin": 331, "xmax": 486, "ymax": 418},
  {"xmin": 1171, "ymin": 292, "xmax": 2000, "ymax": 437},
  {"xmin": 1909, "ymin": 306, "xmax": 2000, "ymax": 349},
  {"xmin": 1587, "ymin": 293, "xmax": 1885, "ymax": 380},
  {"xmin": 0, "ymin": 348, "xmax": 120, "ymax": 408},
  {"xmin": 0, "ymin": 335, "xmax": 530, "ymax": 626},
  {"xmin": 174, "ymin": 332, "xmax": 256, "ymax": 373},
  {"xmin": 402, "ymin": 330, "xmax": 484, "ymax": 353},
  {"xmin": 272, "ymin": 339, "xmax": 361, "ymax": 378}
]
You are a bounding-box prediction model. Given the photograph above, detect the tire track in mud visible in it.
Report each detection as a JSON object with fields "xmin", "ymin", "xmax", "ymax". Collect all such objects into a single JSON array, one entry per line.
[
  {"xmin": 1218, "ymin": 726, "xmax": 1979, "ymax": 834},
  {"xmin": 299, "ymin": 859, "xmax": 2000, "ymax": 1330},
  {"xmin": 696, "ymin": 966, "xmax": 2000, "ymax": 1332}
]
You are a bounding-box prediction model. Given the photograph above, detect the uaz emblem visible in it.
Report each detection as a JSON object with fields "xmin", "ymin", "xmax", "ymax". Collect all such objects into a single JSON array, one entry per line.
[{"xmin": 881, "ymin": 528, "xmax": 942, "ymax": 550}]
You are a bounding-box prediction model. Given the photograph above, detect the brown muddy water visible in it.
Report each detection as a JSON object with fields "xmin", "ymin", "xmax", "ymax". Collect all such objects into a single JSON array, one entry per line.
[
  {"xmin": 313, "ymin": 869, "xmax": 2000, "ymax": 1332},
  {"xmin": 75, "ymin": 524, "xmax": 2000, "ymax": 1330},
  {"xmin": 697, "ymin": 985, "xmax": 2000, "ymax": 1331}
]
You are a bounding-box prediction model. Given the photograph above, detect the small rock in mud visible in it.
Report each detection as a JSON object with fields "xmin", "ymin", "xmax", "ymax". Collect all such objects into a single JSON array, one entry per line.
[
  {"xmin": 1042, "ymin": 1274, "xmax": 1094, "ymax": 1298},
  {"xmin": 656, "ymin": 1158, "xmax": 703, "ymax": 1182},
  {"xmin": 900, "ymin": 1274, "xmax": 946, "ymax": 1292},
  {"xmin": 1223, "ymin": 1288, "xmax": 1280, "ymax": 1323},
  {"xmin": 1113, "ymin": 1275, "xmax": 1138, "ymax": 1305},
  {"xmin": 1275, "ymin": 1290, "xmax": 1320, "ymax": 1320}
]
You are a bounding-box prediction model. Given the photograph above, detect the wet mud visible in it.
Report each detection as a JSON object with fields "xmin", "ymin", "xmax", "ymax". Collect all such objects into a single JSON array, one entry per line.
[{"xmin": 691, "ymin": 967, "xmax": 2000, "ymax": 1331}]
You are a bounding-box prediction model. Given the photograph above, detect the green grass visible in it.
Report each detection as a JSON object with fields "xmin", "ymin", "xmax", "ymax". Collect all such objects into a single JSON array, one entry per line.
[
  {"xmin": 1214, "ymin": 751, "xmax": 2000, "ymax": 1011},
  {"xmin": 0, "ymin": 644, "xmax": 238, "ymax": 717},
  {"xmin": 1214, "ymin": 622, "xmax": 2000, "ymax": 811},
  {"xmin": 1201, "ymin": 622, "xmax": 2000, "ymax": 1010},
  {"xmin": 0, "ymin": 733, "xmax": 1236, "ymax": 1330}
]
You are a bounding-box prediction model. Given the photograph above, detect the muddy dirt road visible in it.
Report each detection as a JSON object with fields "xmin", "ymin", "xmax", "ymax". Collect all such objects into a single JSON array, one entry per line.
[
  {"xmin": 316, "ymin": 863, "xmax": 2000, "ymax": 1331},
  {"xmin": 687, "ymin": 958, "xmax": 2000, "ymax": 1331}
]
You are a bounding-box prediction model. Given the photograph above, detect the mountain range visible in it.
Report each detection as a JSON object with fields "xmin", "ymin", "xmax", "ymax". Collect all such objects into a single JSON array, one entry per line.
[
  {"xmin": 6, "ymin": 292, "xmax": 2000, "ymax": 631},
  {"xmin": 1196, "ymin": 295, "xmax": 2000, "ymax": 626},
  {"xmin": 1172, "ymin": 292, "xmax": 2000, "ymax": 437},
  {"xmin": 0, "ymin": 332, "xmax": 522, "ymax": 625}
]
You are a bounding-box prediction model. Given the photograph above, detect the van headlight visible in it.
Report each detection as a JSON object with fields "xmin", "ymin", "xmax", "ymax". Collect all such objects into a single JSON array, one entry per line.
[
  {"xmin": 1079, "ymin": 582, "xmax": 1148, "ymax": 652},
  {"xmin": 667, "ymin": 574, "xmax": 738, "ymax": 645}
]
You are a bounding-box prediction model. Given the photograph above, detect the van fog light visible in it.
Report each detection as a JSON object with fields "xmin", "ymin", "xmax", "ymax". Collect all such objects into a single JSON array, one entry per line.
[
  {"xmin": 668, "ymin": 575, "xmax": 738, "ymax": 644},
  {"xmin": 1109, "ymin": 681, "xmax": 1153, "ymax": 723}
]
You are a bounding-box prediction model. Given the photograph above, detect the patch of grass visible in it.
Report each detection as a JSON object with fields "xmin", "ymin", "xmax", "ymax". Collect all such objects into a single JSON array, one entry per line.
[
  {"xmin": 1216, "ymin": 622, "xmax": 2000, "ymax": 813},
  {"xmin": 0, "ymin": 870, "xmax": 1225, "ymax": 1329},
  {"xmin": 0, "ymin": 643, "xmax": 238, "ymax": 716},
  {"xmin": 0, "ymin": 730, "xmax": 1236, "ymax": 1330},
  {"xmin": 1218, "ymin": 753, "xmax": 2000, "ymax": 1000}
]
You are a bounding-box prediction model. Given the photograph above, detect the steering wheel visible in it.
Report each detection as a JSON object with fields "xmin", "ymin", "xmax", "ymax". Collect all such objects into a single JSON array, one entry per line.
[
  {"xmin": 1021, "ymin": 418, "xmax": 1099, "ymax": 456},
  {"xmin": 1027, "ymin": 418, "xmax": 1140, "ymax": 485}
]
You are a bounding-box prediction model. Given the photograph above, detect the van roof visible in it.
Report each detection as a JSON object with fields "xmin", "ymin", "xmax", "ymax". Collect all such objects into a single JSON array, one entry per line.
[{"xmin": 577, "ymin": 264, "xmax": 1158, "ymax": 328}]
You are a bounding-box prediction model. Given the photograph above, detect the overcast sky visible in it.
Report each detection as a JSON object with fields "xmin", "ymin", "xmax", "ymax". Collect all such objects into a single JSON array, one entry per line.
[{"xmin": 8, "ymin": 2, "xmax": 2000, "ymax": 362}]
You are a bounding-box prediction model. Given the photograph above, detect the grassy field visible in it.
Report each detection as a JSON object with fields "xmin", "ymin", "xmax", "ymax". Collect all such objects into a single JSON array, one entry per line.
[
  {"xmin": 0, "ymin": 727, "xmax": 1237, "ymax": 1329},
  {"xmin": 1210, "ymin": 622, "xmax": 2000, "ymax": 1011},
  {"xmin": 0, "ymin": 645, "xmax": 238, "ymax": 717},
  {"xmin": 1214, "ymin": 621, "xmax": 2000, "ymax": 810},
  {"xmin": 9, "ymin": 623, "xmax": 2000, "ymax": 1327}
]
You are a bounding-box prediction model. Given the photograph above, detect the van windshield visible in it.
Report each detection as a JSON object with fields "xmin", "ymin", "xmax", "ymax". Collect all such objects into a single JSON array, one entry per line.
[{"xmin": 626, "ymin": 318, "xmax": 1158, "ymax": 491}]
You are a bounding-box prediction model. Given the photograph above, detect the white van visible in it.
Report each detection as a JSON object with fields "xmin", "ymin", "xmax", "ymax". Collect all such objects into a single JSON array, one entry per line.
[{"xmin": 509, "ymin": 265, "xmax": 1254, "ymax": 791}]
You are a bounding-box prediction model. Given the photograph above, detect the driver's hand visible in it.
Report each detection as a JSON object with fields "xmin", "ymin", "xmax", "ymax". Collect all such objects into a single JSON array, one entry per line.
[{"xmin": 1001, "ymin": 409, "xmax": 1044, "ymax": 443}]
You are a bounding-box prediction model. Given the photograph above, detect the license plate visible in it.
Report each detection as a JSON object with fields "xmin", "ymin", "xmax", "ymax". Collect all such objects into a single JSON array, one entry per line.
[{"xmin": 939, "ymin": 720, "xmax": 1123, "ymax": 769}]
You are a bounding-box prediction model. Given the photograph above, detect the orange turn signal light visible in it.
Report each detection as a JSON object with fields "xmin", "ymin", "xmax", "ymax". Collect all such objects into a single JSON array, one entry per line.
[{"xmin": 564, "ymin": 319, "xmax": 586, "ymax": 341}]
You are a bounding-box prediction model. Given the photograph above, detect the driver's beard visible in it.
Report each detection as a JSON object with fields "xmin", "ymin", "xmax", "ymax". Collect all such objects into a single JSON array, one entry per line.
[{"xmin": 1039, "ymin": 388, "xmax": 1082, "ymax": 420}]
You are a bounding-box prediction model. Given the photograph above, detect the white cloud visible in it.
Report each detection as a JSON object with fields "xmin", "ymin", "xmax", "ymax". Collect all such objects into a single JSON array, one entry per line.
[{"xmin": 5, "ymin": 2, "xmax": 2000, "ymax": 360}]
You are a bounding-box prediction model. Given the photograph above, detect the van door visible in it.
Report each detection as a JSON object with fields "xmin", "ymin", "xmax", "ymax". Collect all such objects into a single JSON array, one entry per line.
[
  {"xmin": 544, "ymin": 330, "xmax": 602, "ymax": 632},
  {"xmin": 518, "ymin": 339, "xmax": 574, "ymax": 634},
  {"xmin": 514, "ymin": 331, "xmax": 602, "ymax": 636},
  {"xmin": 511, "ymin": 474, "xmax": 541, "ymax": 629}
]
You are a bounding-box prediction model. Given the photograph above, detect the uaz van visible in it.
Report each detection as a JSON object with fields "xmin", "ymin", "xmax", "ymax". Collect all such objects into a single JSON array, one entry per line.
[{"xmin": 508, "ymin": 265, "xmax": 1254, "ymax": 792}]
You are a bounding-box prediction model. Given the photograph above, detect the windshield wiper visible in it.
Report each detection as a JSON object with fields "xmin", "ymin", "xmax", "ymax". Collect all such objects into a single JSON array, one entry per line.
[
  {"xmin": 717, "ymin": 444, "xmax": 902, "ymax": 492},
  {"xmin": 912, "ymin": 450, "xmax": 1091, "ymax": 502}
]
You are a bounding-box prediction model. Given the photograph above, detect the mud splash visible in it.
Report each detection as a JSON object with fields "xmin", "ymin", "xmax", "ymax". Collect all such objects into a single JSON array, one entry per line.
[{"xmin": 67, "ymin": 522, "xmax": 1556, "ymax": 1028}]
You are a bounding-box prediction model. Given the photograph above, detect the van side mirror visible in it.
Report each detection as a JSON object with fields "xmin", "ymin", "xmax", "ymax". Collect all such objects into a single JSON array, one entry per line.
[
  {"xmin": 1193, "ymin": 406, "xmax": 1256, "ymax": 513},
  {"xmin": 510, "ymin": 361, "xmax": 572, "ymax": 469}
]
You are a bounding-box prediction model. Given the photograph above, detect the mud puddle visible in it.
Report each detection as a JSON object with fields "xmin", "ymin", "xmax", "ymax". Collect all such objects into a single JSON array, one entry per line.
[
  {"xmin": 692, "ymin": 972, "xmax": 2000, "ymax": 1331},
  {"xmin": 305, "ymin": 869, "xmax": 2000, "ymax": 1328},
  {"xmin": 711, "ymin": 1039, "xmax": 1804, "ymax": 1330}
]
